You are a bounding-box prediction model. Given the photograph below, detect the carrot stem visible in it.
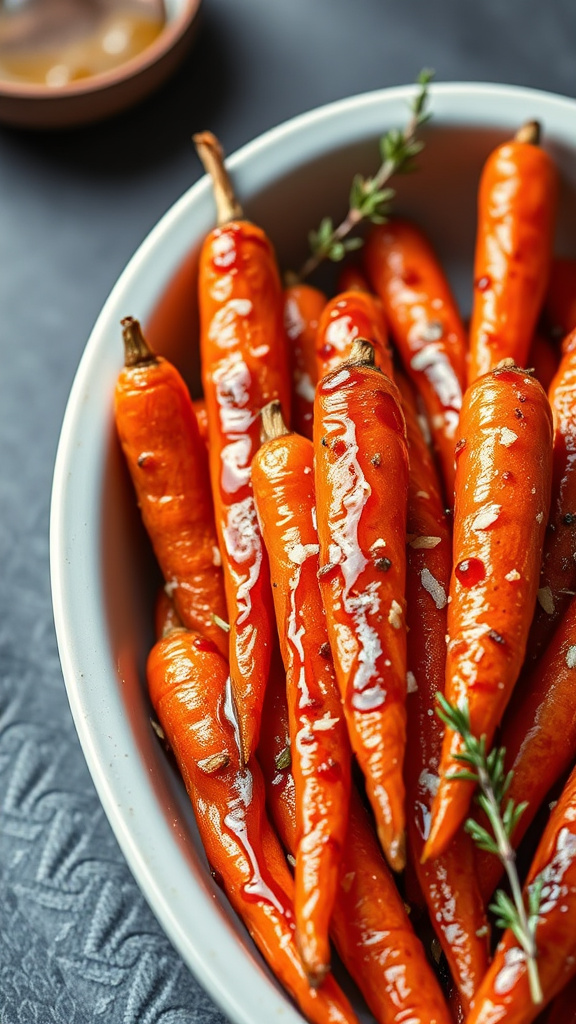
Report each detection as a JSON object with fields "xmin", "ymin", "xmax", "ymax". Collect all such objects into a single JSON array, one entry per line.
[
  {"xmin": 347, "ymin": 338, "xmax": 376, "ymax": 367},
  {"xmin": 514, "ymin": 120, "xmax": 541, "ymax": 145},
  {"xmin": 121, "ymin": 316, "xmax": 157, "ymax": 367},
  {"xmin": 193, "ymin": 131, "xmax": 243, "ymax": 226},
  {"xmin": 260, "ymin": 400, "xmax": 290, "ymax": 443}
]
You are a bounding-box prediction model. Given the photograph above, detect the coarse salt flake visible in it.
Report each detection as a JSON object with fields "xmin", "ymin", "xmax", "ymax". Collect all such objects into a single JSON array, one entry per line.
[
  {"xmin": 388, "ymin": 600, "xmax": 403, "ymax": 630},
  {"xmin": 472, "ymin": 504, "xmax": 501, "ymax": 531},
  {"xmin": 420, "ymin": 568, "xmax": 447, "ymax": 609},
  {"xmin": 499, "ymin": 427, "xmax": 518, "ymax": 447},
  {"xmin": 505, "ymin": 569, "xmax": 520, "ymax": 581},
  {"xmin": 538, "ymin": 586, "xmax": 555, "ymax": 615},
  {"xmin": 406, "ymin": 671, "xmax": 418, "ymax": 693},
  {"xmin": 567, "ymin": 646, "xmax": 576, "ymax": 669},
  {"xmin": 410, "ymin": 535, "xmax": 442, "ymax": 549}
]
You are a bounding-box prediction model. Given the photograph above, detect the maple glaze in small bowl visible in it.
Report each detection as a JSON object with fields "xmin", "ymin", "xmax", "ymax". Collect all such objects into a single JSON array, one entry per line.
[{"xmin": 0, "ymin": 0, "xmax": 201, "ymax": 129}]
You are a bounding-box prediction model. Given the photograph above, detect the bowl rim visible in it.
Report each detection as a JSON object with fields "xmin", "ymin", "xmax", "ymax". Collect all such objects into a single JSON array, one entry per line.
[
  {"xmin": 50, "ymin": 80, "xmax": 576, "ymax": 1024},
  {"xmin": 0, "ymin": 0, "xmax": 201, "ymax": 100}
]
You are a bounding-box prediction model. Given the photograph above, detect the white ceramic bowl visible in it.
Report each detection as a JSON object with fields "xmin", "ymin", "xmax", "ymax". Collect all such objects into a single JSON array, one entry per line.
[{"xmin": 50, "ymin": 83, "xmax": 576, "ymax": 1024}]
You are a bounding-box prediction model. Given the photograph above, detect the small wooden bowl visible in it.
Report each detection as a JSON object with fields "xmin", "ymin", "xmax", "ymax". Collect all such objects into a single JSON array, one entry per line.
[{"xmin": 0, "ymin": 0, "xmax": 201, "ymax": 130}]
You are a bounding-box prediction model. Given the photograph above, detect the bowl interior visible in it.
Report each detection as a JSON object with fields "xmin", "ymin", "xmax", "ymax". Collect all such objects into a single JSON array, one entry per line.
[{"xmin": 52, "ymin": 84, "xmax": 576, "ymax": 1024}]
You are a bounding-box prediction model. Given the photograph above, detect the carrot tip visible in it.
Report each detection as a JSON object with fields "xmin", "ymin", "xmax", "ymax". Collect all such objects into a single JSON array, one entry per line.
[
  {"xmin": 305, "ymin": 964, "xmax": 331, "ymax": 990},
  {"xmin": 379, "ymin": 827, "xmax": 407, "ymax": 873}
]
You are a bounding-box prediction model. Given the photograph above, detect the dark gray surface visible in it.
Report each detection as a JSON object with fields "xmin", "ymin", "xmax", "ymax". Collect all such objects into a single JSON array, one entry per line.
[{"xmin": 1, "ymin": 2, "xmax": 575, "ymax": 1021}]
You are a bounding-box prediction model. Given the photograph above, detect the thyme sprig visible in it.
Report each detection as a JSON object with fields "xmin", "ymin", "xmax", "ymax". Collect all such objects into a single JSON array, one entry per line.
[
  {"xmin": 298, "ymin": 68, "xmax": 434, "ymax": 281},
  {"xmin": 436, "ymin": 693, "xmax": 543, "ymax": 1006}
]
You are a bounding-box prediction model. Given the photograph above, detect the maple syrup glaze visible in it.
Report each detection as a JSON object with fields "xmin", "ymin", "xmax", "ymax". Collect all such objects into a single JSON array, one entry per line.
[{"xmin": 0, "ymin": 4, "xmax": 164, "ymax": 86}]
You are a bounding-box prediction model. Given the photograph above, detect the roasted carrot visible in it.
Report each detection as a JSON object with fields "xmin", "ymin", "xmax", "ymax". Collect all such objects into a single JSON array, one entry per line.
[
  {"xmin": 114, "ymin": 318, "xmax": 228, "ymax": 656},
  {"xmin": 466, "ymin": 763, "xmax": 576, "ymax": 1024},
  {"xmin": 424, "ymin": 363, "xmax": 553, "ymax": 861},
  {"xmin": 544, "ymin": 258, "xmax": 576, "ymax": 339},
  {"xmin": 147, "ymin": 629, "xmax": 359, "ymax": 1024},
  {"xmin": 363, "ymin": 218, "xmax": 467, "ymax": 500},
  {"xmin": 468, "ymin": 121, "xmax": 558, "ymax": 384},
  {"xmin": 258, "ymin": 662, "xmax": 454, "ymax": 1024},
  {"xmin": 195, "ymin": 131, "xmax": 291, "ymax": 763},
  {"xmin": 314, "ymin": 339, "xmax": 409, "ymax": 871},
  {"xmin": 252, "ymin": 402, "xmax": 351, "ymax": 984},
  {"xmin": 475, "ymin": 595, "xmax": 576, "ymax": 903},
  {"xmin": 526, "ymin": 329, "xmax": 576, "ymax": 664},
  {"xmin": 398, "ymin": 372, "xmax": 490, "ymax": 1009},
  {"xmin": 315, "ymin": 290, "xmax": 393, "ymax": 381},
  {"xmin": 283, "ymin": 282, "xmax": 326, "ymax": 439}
]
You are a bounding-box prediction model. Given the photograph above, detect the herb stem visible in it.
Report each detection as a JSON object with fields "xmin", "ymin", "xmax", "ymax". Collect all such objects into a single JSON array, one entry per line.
[
  {"xmin": 478, "ymin": 763, "xmax": 543, "ymax": 1005},
  {"xmin": 298, "ymin": 207, "xmax": 363, "ymax": 281},
  {"xmin": 436, "ymin": 693, "xmax": 543, "ymax": 1006},
  {"xmin": 296, "ymin": 68, "xmax": 434, "ymax": 281}
]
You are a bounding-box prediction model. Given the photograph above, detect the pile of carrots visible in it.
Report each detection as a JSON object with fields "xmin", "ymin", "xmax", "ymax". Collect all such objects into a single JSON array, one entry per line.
[{"xmin": 113, "ymin": 120, "xmax": 576, "ymax": 1024}]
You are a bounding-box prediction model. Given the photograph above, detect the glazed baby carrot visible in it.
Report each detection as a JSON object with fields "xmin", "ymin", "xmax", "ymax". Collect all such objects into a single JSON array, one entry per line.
[
  {"xmin": 526, "ymin": 329, "xmax": 576, "ymax": 665},
  {"xmin": 148, "ymin": 629, "xmax": 359, "ymax": 1024},
  {"xmin": 195, "ymin": 131, "xmax": 291, "ymax": 763},
  {"xmin": 468, "ymin": 121, "xmax": 558, "ymax": 384},
  {"xmin": 466, "ymin": 763, "xmax": 576, "ymax": 1024},
  {"xmin": 258, "ymin": 664, "xmax": 454, "ymax": 1024},
  {"xmin": 544, "ymin": 258, "xmax": 576, "ymax": 339},
  {"xmin": 476, "ymin": 595, "xmax": 576, "ymax": 904},
  {"xmin": 252, "ymin": 402, "xmax": 351, "ymax": 984},
  {"xmin": 424, "ymin": 363, "xmax": 553, "ymax": 861},
  {"xmin": 398, "ymin": 372, "xmax": 490, "ymax": 1010},
  {"xmin": 363, "ymin": 218, "xmax": 467, "ymax": 500},
  {"xmin": 283, "ymin": 282, "xmax": 326, "ymax": 439},
  {"xmin": 114, "ymin": 318, "xmax": 228, "ymax": 656},
  {"xmin": 314, "ymin": 339, "xmax": 409, "ymax": 871},
  {"xmin": 315, "ymin": 290, "xmax": 393, "ymax": 381}
]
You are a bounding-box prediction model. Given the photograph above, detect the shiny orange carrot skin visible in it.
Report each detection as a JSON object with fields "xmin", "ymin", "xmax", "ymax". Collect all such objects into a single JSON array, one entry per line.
[
  {"xmin": 315, "ymin": 290, "xmax": 393, "ymax": 381},
  {"xmin": 526, "ymin": 330, "xmax": 576, "ymax": 664},
  {"xmin": 114, "ymin": 318, "xmax": 228, "ymax": 657},
  {"xmin": 398, "ymin": 373, "xmax": 490, "ymax": 1009},
  {"xmin": 467, "ymin": 764, "xmax": 576, "ymax": 1024},
  {"xmin": 258, "ymin": 665, "xmax": 453, "ymax": 1024},
  {"xmin": 476, "ymin": 595, "xmax": 576, "ymax": 903},
  {"xmin": 424, "ymin": 364, "xmax": 553, "ymax": 861},
  {"xmin": 148, "ymin": 630, "xmax": 359, "ymax": 1024},
  {"xmin": 284, "ymin": 283, "xmax": 326, "ymax": 439},
  {"xmin": 252, "ymin": 406, "xmax": 351, "ymax": 984},
  {"xmin": 196, "ymin": 132, "xmax": 291, "ymax": 762},
  {"xmin": 314, "ymin": 341, "xmax": 409, "ymax": 871},
  {"xmin": 468, "ymin": 122, "xmax": 558, "ymax": 384},
  {"xmin": 363, "ymin": 219, "xmax": 467, "ymax": 500},
  {"xmin": 544, "ymin": 258, "xmax": 576, "ymax": 339}
]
